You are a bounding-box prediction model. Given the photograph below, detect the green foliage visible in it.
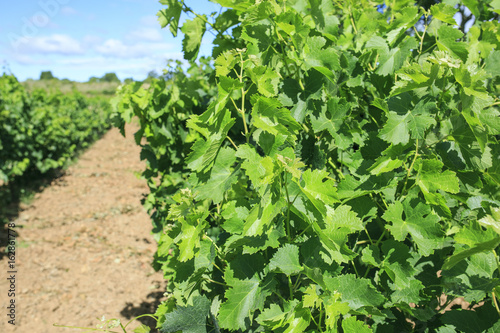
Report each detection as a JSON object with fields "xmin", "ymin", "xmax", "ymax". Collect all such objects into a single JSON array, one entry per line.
[
  {"xmin": 161, "ymin": 296, "xmax": 211, "ymax": 333},
  {"xmin": 0, "ymin": 73, "xmax": 111, "ymax": 183},
  {"xmin": 101, "ymin": 72, "xmax": 121, "ymax": 83},
  {"xmin": 40, "ymin": 70, "xmax": 55, "ymax": 80},
  {"xmin": 114, "ymin": 0, "xmax": 500, "ymax": 331}
]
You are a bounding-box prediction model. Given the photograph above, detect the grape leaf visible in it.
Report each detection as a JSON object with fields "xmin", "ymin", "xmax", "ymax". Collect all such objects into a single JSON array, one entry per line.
[
  {"xmin": 451, "ymin": 114, "xmax": 493, "ymax": 171},
  {"xmin": 436, "ymin": 25, "xmax": 468, "ymax": 62},
  {"xmin": 251, "ymin": 97, "xmax": 301, "ymax": 142},
  {"xmin": 416, "ymin": 159, "xmax": 460, "ymax": 194},
  {"xmin": 323, "ymin": 205, "xmax": 364, "ymax": 248},
  {"xmin": 195, "ymin": 147, "xmax": 238, "ymax": 203},
  {"xmin": 218, "ymin": 276, "xmax": 274, "ymax": 331},
  {"xmin": 186, "ymin": 108, "xmax": 235, "ymax": 171},
  {"xmin": 243, "ymin": 189, "xmax": 287, "ymax": 236},
  {"xmin": 181, "ymin": 16, "xmax": 207, "ymax": 60},
  {"xmin": 379, "ymin": 97, "xmax": 436, "ymax": 145},
  {"xmin": 443, "ymin": 237, "xmax": 500, "ymax": 270},
  {"xmin": 324, "ymin": 274, "xmax": 385, "ymax": 310},
  {"xmin": 158, "ymin": 0, "xmax": 183, "ymax": 36},
  {"xmin": 341, "ymin": 316, "xmax": 373, "ymax": 333},
  {"xmin": 300, "ymin": 169, "xmax": 339, "ymax": 205},
  {"xmin": 160, "ymin": 295, "xmax": 211, "ymax": 333},
  {"xmin": 380, "ymin": 240, "xmax": 418, "ymax": 290},
  {"xmin": 269, "ymin": 244, "xmax": 302, "ymax": 276},
  {"xmin": 430, "ymin": 3, "xmax": 458, "ymax": 25},
  {"xmin": 383, "ymin": 198, "xmax": 445, "ymax": 256},
  {"xmin": 236, "ymin": 144, "xmax": 276, "ymax": 193}
]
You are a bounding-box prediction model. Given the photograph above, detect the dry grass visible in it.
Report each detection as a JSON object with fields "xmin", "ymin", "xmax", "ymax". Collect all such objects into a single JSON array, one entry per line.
[{"xmin": 22, "ymin": 79, "xmax": 121, "ymax": 97}]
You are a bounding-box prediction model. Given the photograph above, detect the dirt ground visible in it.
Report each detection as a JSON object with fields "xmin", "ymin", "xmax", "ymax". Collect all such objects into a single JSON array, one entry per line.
[{"xmin": 0, "ymin": 124, "xmax": 166, "ymax": 333}]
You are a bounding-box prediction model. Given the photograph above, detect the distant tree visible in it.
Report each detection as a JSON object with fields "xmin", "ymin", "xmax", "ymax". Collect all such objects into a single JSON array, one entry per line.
[
  {"xmin": 144, "ymin": 70, "xmax": 160, "ymax": 83},
  {"xmin": 147, "ymin": 70, "xmax": 159, "ymax": 79},
  {"xmin": 100, "ymin": 72, "xmax": 120, "ymax": 83},
  {"xmin": 123, "ymin": 77, "xmax": 134, "ymax": 84},
  {"xmin": 40, "ymin": 71, "xmax": 55, "ymax": 80},
  {"xmin": 88, "ymin": 76, "xmax": 99, "ymax": 83}
]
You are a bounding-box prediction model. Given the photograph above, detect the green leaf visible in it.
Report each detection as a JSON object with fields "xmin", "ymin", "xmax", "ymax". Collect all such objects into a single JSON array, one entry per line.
[
  {"xmin": 282, "ymin": 305, "xmax": 311, "ymax": 333},
  {"xmin": 177, "ymin": 218, "xmax": 206, "ymax": 262},
  {"xmin": 243, "ymin": 189, "xmax": 286, "ymax": 236},
  {"xmin": 383, "ymin": 199, "xmax": 445, "ymax": 256},
  {"xmin": 323, "ymin": 205, "xmax": 364, "ymax": 248},
  {"xmin": 254, "ymin": 130, "xmax": 288, "ymax": 157},
  {"xmin": 218, "ymin": 276, "xmax": 274, "ymax": 331},
  {"xmin": 218, "ymin": 280, "xmax": 260, "ymax": 330},
  {"xmin": 186, "ymin": 108, "xmax": 235, "ymax": 172},
  {"xmin": 212, "ymin": 0, "xmax": 252, "ymax": 11},
  {"xmin": 195, "ymin": 147, "xmax": 239, "ymax": 204},
  {"xmin": 194, "ymin": 238, "xmax": 215, "ymax": 271},
  {"xmin": 440, "ymin": 306, "xmax": 500, "ymax": 333},
  {"xmin": 236, "ymin": 144, "xmax": 277, "ymax": 193},
  {"xmin": 308, "ymin": 97, "xmax": 350, "ymax": 149},
  {"xmin": 380, "ymin": 240, "xmax": 418, "ymax": 290},
  {"xmin": 461, "ymin": 108, "xmax": 489, "ymax": 152},
  {"xmin": 248, "ymin": 66, "xmax": 281, "ymax": 97},
  {"xmin": 454, "ymin": 66, "xmax": 492, "ymax": 100},
  {"xmin": 478, "ymin": 207, "xmax": 500, "ymax": 235},
  {"xmin": 430, "ymin": 3, "xmax": 458, "ymax": 25},
  {"xmin": 341, "ymin": 316, "xmax": 373, "ymax": 333},
  {"xmin": 366, "ymin": 36, "xmax": 418, "ymax": 76},
  {"xmin": 485, "ymin": 50, "xmax": 500, "ymax": 77},
  {"xmin": 257, "ymin": 303, "xmax": 288, "ymax": 327},
  {"xmin": 300, "ymin": 169, "xmax": 339, "ymax": 205},
  {"xmin": 251, "ymin": 97, "xmax": 301, "ymax": 142},
  {"xmin": 451, "ymin": 114, "xmax": 493, "ymax": 170},
  {"xmin": 324, "ymin": 292, "xmax": 350, "ymax": 330},
  {"xmin": 368, "ymin": 156, "xmax": 404, "ymax": 176},
  {"xmin": 158, "ymin": 0, "xmax": 183, "ymax": 36},
  {"xmin": 361, "ymin": 245, "xmax": 381, "ymax": 268},
  {"xmin": 324, "ymin": 274, "xmax": 385, "ymax": 310},
  {"xmin": 416, "ymin": 159, "xmax": 460, "ymax": 194},
  {"xmin": 222, "ymin": 200, "xmax": 249, "ymax": 233},
  {"xmin": 269, "ymin": 244, "xmax": 302, "ymax": 276},
  {"xmin": 302, "ymin": 285, "xmax": 321, "ymax": 308},
  {"xmin": 215, "ymin": 50, "xmax": 238, "ymax": 77},
  {"xmin": 436, "ymin": 25, "xmax": 468, "ymax": 62},
  {"xmin": 303, "ymin": 36, "xmax": 340, "ymax": 72},
  {"xmin": 443, "ymin": 237, "xmax": 500, "ymax": 270},
  {"xmin": 160, "ymin": 295, "xmax": 211, "ymax": 333},
  {"xmin": 379, "ymin": 97, "xmax": 437, "ymax": 145},
  {"xmin": 133, "ymin": 324, "xmax": 151, "ymax": 333},
  {"xmin": 391, "ymin": 279, "xmax": 425, "ymax": 304},
  {"xmin": 181, "ymin": 16, "xmax": 207, "ymax": 61}
]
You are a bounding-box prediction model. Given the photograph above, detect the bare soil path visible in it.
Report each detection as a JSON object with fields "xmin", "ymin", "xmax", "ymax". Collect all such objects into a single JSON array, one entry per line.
[{"xmin": 1, "ymin": 125, "xmax": 165, "ymax": 333}]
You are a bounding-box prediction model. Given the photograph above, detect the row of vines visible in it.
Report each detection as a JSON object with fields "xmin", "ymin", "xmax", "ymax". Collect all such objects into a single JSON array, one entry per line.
[
  {"xmin": 113, "ymin": 0, "xmax": 500, "ymax": 332},
  {"xmin": 0, "ymin": 74, "xmax": 111, "ymax": 188}
]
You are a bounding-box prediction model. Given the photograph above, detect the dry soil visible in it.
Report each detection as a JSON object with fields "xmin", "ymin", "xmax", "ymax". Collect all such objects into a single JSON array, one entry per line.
[{"xmin": 0, "ymin": 124, "xmax": 166, "ymax": 333}]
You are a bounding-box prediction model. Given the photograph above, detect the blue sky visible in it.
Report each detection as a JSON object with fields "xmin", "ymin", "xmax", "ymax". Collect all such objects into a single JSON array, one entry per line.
[{"xmin": 0, "ymin": 0, "xmax": 221, "ymax": 81}]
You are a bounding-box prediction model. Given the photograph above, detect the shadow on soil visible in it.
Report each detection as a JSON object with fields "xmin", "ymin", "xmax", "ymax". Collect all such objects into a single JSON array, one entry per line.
[
  {"xmin": 0, "ymin": 169, "xmax": 65, "ymax": 259},
  {"xmin": 120, "ymin": 290, "xmax": 165, "ymax": 329}
]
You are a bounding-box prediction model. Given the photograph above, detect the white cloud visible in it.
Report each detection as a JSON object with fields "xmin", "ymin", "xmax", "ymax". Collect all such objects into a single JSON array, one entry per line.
[
  {"xmin": 127, "ymin": 27, "xmax": 163, "ymax": 42},
  {"xmin": 94, "ymin": 39, "xmax": 174, "ymax": 58},
  {"xmin": 15, "ymin": 34, "xmax": 84, "ymax": 55},
  {"xmin": 59, "ymin": 56, "xmax": 109, "ymax": 66},
  {"xmin": 83, "ymin": 35, "xmax": 103, "ymax": 47},
  {"xmin": 12, "ymin": 54, "xmax": 50, "ymax": 65}
]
